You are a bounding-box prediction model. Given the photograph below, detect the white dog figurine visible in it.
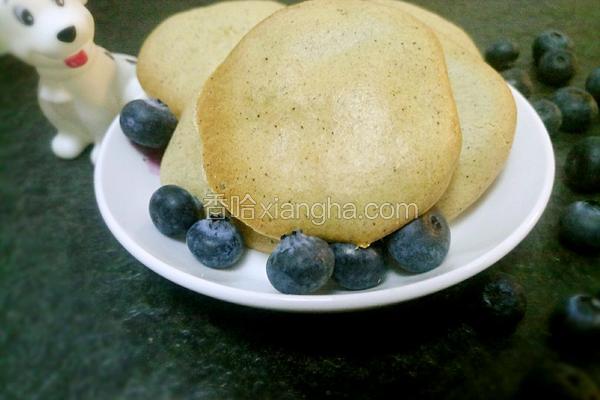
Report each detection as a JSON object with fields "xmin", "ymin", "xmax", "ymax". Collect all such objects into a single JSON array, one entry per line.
[{"xmin": 0, "ymin": 0, "xmax": 143, "ymax": 163}]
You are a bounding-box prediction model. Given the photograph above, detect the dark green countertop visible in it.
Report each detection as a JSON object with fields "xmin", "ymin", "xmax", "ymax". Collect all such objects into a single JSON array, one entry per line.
[{"xmin": 0, "ymin": 1, "xmax": 599, "ymax": 399}]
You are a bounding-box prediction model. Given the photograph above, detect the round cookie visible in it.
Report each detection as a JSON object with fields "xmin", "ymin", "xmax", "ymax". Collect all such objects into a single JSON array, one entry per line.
[
  {"xmin": 372, "ymin": 0, "xmax": 481, "ymax": 59},
  {"xmin": 198, "ymin": 0, "xmax": 461, "ymax": 246},
  {"xmin": 137, "ymin": 0, "xmax": 284, "ymax": 116}
]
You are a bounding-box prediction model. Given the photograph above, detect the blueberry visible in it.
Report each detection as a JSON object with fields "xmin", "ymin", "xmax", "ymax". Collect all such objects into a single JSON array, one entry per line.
[
  {"xmin": 484, "ymin": 39, "xmax": 520, "ymax": 71},
  {"xmin": 149, "ymin": 185, "xmax": 203, "ymax": 238},
  {"xmin": 532, "ymin": 30, "xmax": 574, "ymax": 65},
  {"xmin": 551, "ymin": 87, "xmax": 599, "ymax": 133},
  {"xmin": 564, "ymin": 137, "xmax": 600, "ymax": 192},
  {"xmin": 501, "ymin": 68, "xmax": 533, "ymax": 97},
  {"xmin": 586, "ymin": 67, "xmax": 600, "ymax": 102},
  {"xmin": 559, "ymin": 201, "xmax": 600, "ymax": 253},
  {"xmin": 386, "ymin": 210, "xmax": 450, "ymax": 274},
  {"xmin": 550, "ymin": 294, "xmax": 600, "ymax": 348},
  {"xmin": 266, "ymin": 231, "xmax": 334, "ymax": 295},
  {"xmin": 518, "ymin": 362, "xmax": 599, "ymax": 400},
  {"xmin": 537, "ymin": 50, "xmax": 576, "ymax": 87},
  {"xmin": 120, "ymin": 98, "xmax": 178, "ymax": 149},
  {"xmin": 532, "ymin": 98, "xmax": 563, "ymax": 135},
  {"xmin": 186, "ymin": 218, "xmax": 244, "ymax": 269},
  {"xmin": 330, "ymin": 243, "xmax": 386, "ymax": 290},
  {"xmin": 472, "ymin": 274, "xmax": 527, "ymax": 332}
]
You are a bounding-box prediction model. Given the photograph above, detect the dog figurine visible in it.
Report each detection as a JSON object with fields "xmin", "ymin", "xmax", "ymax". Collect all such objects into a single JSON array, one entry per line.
[{"xmin": 0, "ymin": 0, "xmax": 143, "ymax": 163}]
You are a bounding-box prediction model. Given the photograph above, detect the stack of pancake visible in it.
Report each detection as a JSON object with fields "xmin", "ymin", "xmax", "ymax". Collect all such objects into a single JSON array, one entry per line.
[{"xmin": 137, "ymin": 0, "xmax": 516, "ymax": 253}]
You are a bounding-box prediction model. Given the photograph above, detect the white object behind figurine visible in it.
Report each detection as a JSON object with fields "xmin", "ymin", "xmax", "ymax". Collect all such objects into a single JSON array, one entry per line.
[{"xmin": 0, "ymin": 0, "xmax": 143, "ymax": 163}]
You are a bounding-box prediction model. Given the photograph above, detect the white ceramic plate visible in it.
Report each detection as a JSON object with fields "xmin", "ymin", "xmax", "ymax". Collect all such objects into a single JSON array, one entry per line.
[{"xmin": 94, "ymin": 88, "xmax": 554, "ymax": 312}]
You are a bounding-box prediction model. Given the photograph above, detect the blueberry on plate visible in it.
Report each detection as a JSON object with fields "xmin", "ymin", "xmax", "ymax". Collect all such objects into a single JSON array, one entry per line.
[
  {"xmin": 149, "ymin": 185, "xmax": 203, "ymax": 238},
  {"xmin": 550, "ymin": 294, "xmax": 600, "ymax": 348},
  {"xmin": 537, "ymin": 50, "xmax": 576, "ymax": 87},
  {"xmin": 559, "ymin": 201, "xmax": 600, "ymax": 253},
  {"xmin": 501, "ymin": 68, "xmax": 533, "ymax": 97},
  {"xmin": 564, "ymin": 136, "xmax": 600, "ymax": 192},
  {"xmin": 532, "ymin": 30, "xmax": 574, "ymax": 65},
  {"xmin": 120, "ymin": 98, "xmax": 178, "ymax": 149},
  {"xmin": 518, "ymin": 362, "xmax": 599, "ymax": 400},
  {"xmin": 267, "ymin": 231, "xmax": 334, "ymax": 295},
  {"xmin": 532, "ymin": 98, "xmax": 563, "ymax": 135},
  {"xmin": 484, "ymin": 39, "xmax": 520, "ymax": 71},
  {"xmin": 386, "ymin": 210, "xmax": 450, "ymax": 274},
  {"xmin": 586, "ymin": 67, "xmax": 600, "ymax": 102},
  {"xmin": 186, "ymin": 217, "xmax": 244, "ymax": 269},
  {"xmin": 472, "ymin": 273, "xmax": 527, "ymax": 333},
  {"xmin": 551, "ymin": 87, "xmax": 599, "ymax": 133},
  {"xmin": 330, "ymin": 243, "xmax": 386, "ymax": 291}
]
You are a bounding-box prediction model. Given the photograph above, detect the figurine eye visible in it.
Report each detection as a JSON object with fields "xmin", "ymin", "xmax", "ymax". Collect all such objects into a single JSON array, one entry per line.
[
  {"xmin": 13, "ymin": 6, "xmax": 35, "ymax": 26},
  {"xmin": 54, "ymin": 0, "xmax": 65, "ymax": 6}
]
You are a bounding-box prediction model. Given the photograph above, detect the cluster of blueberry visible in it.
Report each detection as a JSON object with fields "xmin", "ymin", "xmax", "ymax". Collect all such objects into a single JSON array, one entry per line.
[
  {"xmin": 484, "ymin": 31, "xmax": 600, "ymax": 385},
  {"xmin": 486, "ymin": 30, "xmax": 600, "ymax": 255},
  {"xmin": 148, "ymin": 186, "xmax": 451, "ymax": 295},
  {"xmin": 470, "ymin": 277, "xmax": 600, "ymax": 351},
  {"xmin": 486, "ymin": 31, "xmax": 599, "ymax": 133},
  {"xmin": 267, "ymin": 210, "xmax": 450, "ymax": 294},
  {"xmin": 517, "ymin": 293, "xmax": 600, "ymax": 396},
  {"xmin": 118, "ymin": 97, "xmax": 452, "ymax": 295},
  {"xmin": 149, "ymin": 185, "xmax": 245, "ymax": 269},
  {"xmin": 120, "ymin": 99, "xmax": 247, "ymax": 268}
]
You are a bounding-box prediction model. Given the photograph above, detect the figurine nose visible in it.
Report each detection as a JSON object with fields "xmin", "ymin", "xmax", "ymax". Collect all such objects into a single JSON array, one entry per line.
[{"xmin": 57, "ymin": 26, "xmax": 77, "ymax": 43}]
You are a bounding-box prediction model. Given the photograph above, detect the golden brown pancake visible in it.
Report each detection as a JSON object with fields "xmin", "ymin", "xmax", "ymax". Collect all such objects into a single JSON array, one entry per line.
[
  {"xmin": 137, "ymin": 0, "xmax": 284, "ymax": 116},
  {"xmin": 198, "ymin": 0, "xmax": 461, "ymax": 246},
  {"xmin": 160, "ymin": 104, "xmax": 212, "ymax": 201},
  {"xmin": 435, "ymin": 43, "xmax": 516, "ymax": 219}
]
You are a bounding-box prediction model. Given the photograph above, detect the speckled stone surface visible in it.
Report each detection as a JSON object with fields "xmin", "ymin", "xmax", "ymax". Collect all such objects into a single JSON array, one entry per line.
[{"xmin": 0, "ymin": 1, "xmax": 598, "ymax": 399}]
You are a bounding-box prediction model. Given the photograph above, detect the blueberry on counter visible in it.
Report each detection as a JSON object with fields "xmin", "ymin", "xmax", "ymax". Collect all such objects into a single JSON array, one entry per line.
[
  {"xmin": 331, "ymin": 243, "xmax": 386, "ymax": 290},
  {"xmin": 564, "ymin": 137, "xmax": 600, "ymax": 192},
  {"xmin": 149, "ymin": 185, "xmax": 203, "ymax": 238},
  {"xmin": 532, "ymin": 30, "xmax": 574, "ymax": 65},
  {"xmin": 550, "ymin": 294, "xmax": 600, "ymax": 347},
  {"xmin": 537, "ymin": 50, "xmax": 576, "ymax": 87},
  {"xmin": 386, "ymin": 210, "xmax": 450, "ymax": 274},
  {"xmin": 559, "ymin": 201, "xmax": 600, "ymax": 253},
  {"xmin": 267, "ymin": 231, "xmax": 334, "ymax": 295},
  {"xmin": 186, "ymin": 218, "xmax": 244, "ymax": 269},
  {"xmin": 518, "ymin": 362, "xmax": 599, "ymax": 400},
  {"xmin": 551, "ymin": 87, "xmax": 599, "ymax": 133},
  {"xmin": 532, "ymin": 98, "xmax": 563, "ymax": 134},
  {"xmin": 586, "ymin": 67, "xmax": 600, "ymax": 102},
  {"xmin": 472, "ymin": 274, "xmax": 527, "ymax": 333},
  {"xmin": 501, "ymin": 68, "xmax": 533, "ymax": 98},
  {"xmin": 484, "ymin": 39, "xmax": 520, "ymax": 71},
  {"xmin": 120, "ymin": 98, "xmax": 178, "ymax": 149}
]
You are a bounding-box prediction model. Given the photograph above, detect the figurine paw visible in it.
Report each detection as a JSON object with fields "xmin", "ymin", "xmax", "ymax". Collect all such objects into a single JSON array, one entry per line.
[
  {"xmin": 51, "ymin": 132, "xmax": 88, "ymax": 159},
  {"xmin": 90, "ymin": 143, "xmax": 101, "ymax": 164}
]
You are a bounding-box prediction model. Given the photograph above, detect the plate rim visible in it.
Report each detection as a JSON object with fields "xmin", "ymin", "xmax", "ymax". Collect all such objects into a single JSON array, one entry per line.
[{"xmin": 94, "ymin": 88, "xmax": 555, "ymax": 313}]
